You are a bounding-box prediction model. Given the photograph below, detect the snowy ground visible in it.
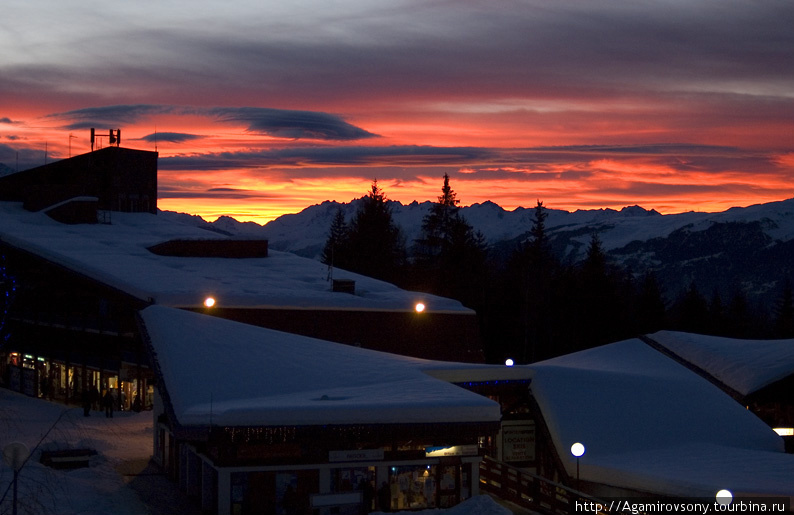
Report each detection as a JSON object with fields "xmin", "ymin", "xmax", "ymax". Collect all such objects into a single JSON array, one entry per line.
[
  {"xmin": 0, "ymin": 388, "xmax": 152, "ymax": 515},
  {"xmin": 0, "ymin": 389, "xmax": 513, "ymax": 515}
]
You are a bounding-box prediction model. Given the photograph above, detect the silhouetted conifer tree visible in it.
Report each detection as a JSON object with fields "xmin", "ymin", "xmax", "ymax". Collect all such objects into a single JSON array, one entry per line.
[
  {"xmin": 412, "ymin": 174, "xmax": 487, "ymax": 306},
  {"xmin": 634, "ymin": 272, "xmax": 667, "ymax": 334},
  {"xmin": 342, "ymin": 180, "xmax": 406, "ymax": 283},
  {"xmin": 321, "ymin": 208, "xmax": 348, "ymax": 268},
  {"xmin": 672, "ymin": 281, "xmax": 710, "ymax": 334},
  {"xmin": 510, "ymin": 200, "xmax": 560, "ymax": 361},
  {"xmin": 773, "ymin": 279, "xmax": 794, "ymax": 338}
]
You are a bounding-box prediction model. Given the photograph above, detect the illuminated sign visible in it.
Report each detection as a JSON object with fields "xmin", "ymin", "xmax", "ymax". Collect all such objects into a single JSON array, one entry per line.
[{"xmin": 425, "ymin": 445, "xmax": 478, "ymax": 457}]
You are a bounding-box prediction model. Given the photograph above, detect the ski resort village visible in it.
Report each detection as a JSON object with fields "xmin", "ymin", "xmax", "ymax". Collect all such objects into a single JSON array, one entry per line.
[{"xmin": 1, "ymin": 144, "xmax": 794, "ymax": 514}]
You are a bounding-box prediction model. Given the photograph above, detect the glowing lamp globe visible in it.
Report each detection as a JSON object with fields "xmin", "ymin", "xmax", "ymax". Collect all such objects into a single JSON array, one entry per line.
[
  {"xmin": 570, "ymin": 442, "xmax": 585, "ymax": 458},
  {"xmin": 415, "ymin": 302, "xmax": 426, "ymax": 313},
  {"xmin": 204, "ymin": 297, "xmax": 216, "ymax": 308},
  {"xmin": 716, "ymin": 490, "xmax": 733, "ymax": 506},
  {"xmin": 505, "ymin": 358, "xmax": 515, "ymax": 367}
]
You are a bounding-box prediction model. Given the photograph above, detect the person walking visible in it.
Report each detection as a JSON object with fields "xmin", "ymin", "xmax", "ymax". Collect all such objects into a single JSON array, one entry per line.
[{"xmin": 102, "ymin": 389, "xmax": 114, "ymax": 418}]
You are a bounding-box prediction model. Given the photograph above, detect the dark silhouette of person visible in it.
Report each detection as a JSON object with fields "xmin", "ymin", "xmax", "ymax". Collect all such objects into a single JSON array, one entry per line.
[
  {"xmin": 361, "ymin": 478, "xmax": 375, "ymax": 514},
  {"xmin": 102, "ymin": 390, "xmax": 114, "ymax": 418},
  {"xmin": 81, "ymin": 389, "xmax": 91, "ymax": 417},
  {"xmin": 90, "ymin": 384, "xmax": 99, "ymax": 411},
  {"xmin": 378, "ymin": 482, "xmax": 391, "ymax": 512}
]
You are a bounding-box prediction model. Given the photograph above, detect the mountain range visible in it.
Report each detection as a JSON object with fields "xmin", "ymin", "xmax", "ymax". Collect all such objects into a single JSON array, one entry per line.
[{"xmin": 161, "ymin": 197, "xmax": 794, "ymax": 306}]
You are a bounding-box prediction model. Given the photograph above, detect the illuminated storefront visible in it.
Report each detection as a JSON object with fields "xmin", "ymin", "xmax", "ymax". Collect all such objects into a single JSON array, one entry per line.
[{"xmin": 155, "ymin": 427, "xmax": 488, "ymax": 515}]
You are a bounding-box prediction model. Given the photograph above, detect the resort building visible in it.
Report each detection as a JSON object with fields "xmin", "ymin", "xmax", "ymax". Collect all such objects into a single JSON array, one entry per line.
[
  {"xmin": 140, "ymin": 305, "xmax": 529, "ymax": 515},
  {"xmin": 0, "ymin": 145, "xmax": 482, "ymax": 414}
]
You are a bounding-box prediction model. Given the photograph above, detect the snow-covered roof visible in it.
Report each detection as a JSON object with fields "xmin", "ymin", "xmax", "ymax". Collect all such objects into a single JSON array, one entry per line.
[
  {"xmin": 529, "ymin": 338, "xmax": 794, "ymax": 498},
  {"xmin": 0, "ymin": 201, "xmax": 470, "ymax": 312},
  {"xmin": 647, "ymin": 330, "xmax": 794, "ymax": 396},
  {"xmin": 140, "ymin": 305, "xmax": 520, "ymax": 428}
]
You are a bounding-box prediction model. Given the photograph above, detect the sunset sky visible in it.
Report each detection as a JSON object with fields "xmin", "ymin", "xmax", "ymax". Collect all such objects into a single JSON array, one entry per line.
[{"xmin": 2, "ymin": 0, "xmax": 793, "ymax": 224}]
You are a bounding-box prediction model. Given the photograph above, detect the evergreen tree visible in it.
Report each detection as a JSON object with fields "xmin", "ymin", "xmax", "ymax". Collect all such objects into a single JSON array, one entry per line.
[
  {"xmin": 572, "ymin": 231, "xmax": 623, "ymax": 349},
  {"xmin": 412, "ymin": 174, "xmax": 487, "ymax": 306},
  {"xmin": 321, "ymin": 208, "xmax": 348, "ymax": 267},
  {"xmin": 773, "ymin": 279, "xmax": 794, "ymax": 338},
  {"xmin": 634, "ymin": 272, "xmax": 666, "ymax": 334},
  {"xmin": 725, "ymin": 289, "xmax": 755, "ymax": 338},
  {"xmin": 513, "ymin": 200, "xmax": 559, "ymax": 361},
  {"xmin": 672, "ymin": 281, "xmax": 710, "ymax": 334},
  {"xmin": 341, "ymin": 180, "xmax": 406, "ymax": 283},
  {"xmin": 529, "ymin": 200, "xmax": 549, "ymax": 258}
]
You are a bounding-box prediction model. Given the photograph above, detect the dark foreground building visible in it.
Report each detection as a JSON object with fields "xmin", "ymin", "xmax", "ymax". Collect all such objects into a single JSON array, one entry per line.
[{"xmin": 0, "ymin": 147, "xmax": 483, "ymax": 413}]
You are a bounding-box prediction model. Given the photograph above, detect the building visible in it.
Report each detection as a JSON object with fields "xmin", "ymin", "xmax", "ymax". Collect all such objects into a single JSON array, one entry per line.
[
  {"xmin": 0, "ymin": 147, "xmax": 483, "ymax": 415},
  {"xmin": 524, "ymin": 336, "xmax": 794, "ymax": 505},
  {"xmin": 139, "ymin": 305, "xmax": 529, "ymax": 515},
  {"xmin": 0, "ymin": 145, "xmax": 158, "ymax": 221},
  {"xmin": 644, "ymin": 330, "xmax": 794, "ymax": 445}
]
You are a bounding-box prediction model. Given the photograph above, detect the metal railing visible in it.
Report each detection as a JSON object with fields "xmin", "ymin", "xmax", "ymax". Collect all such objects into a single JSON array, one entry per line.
[{"xmin": 479, "ymin": 456, "xmax": 631, "ymax": 515}]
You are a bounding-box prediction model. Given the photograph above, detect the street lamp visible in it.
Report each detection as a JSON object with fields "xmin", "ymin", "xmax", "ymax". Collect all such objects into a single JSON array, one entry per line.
[
  {"xmin": 570, "ymin": 442, "xmax": 585, "ymax": 492},
  {"xmin": 716, "ymin": 490, "xmax": 733, "ymax": 507},
  {"xmin": 505, "ymin": 358, "xmax": 515, "ymax": 367}
]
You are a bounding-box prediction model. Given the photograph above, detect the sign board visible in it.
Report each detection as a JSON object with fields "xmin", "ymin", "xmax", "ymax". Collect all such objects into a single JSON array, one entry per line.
[
  {"xmin": 329, "ymin": 449, "xmax": 384, "ymax": 462},
  {"xmin": 502, "ymin": 421, "xmax": 535, "ymax": 463}
]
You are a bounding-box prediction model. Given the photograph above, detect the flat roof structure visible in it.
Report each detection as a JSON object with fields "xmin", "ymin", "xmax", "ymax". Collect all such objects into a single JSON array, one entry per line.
[
  {"xmin": 0, "ymin": 202, "xmax": 466, "ymax": 313},
  {"xmin": 0, "ymin": 201, "xmax": 482, "ymax": 361},
  {"xmin": 529, "ymin": 338, "xmax": 794, "ymax": 501},
  {"xmin": 140, "ymin": 305, "xmax": 517, "ymax": 429},
  {"xmin": 646, "ymin": 330, "xmax": 794, "ymax": 397}
]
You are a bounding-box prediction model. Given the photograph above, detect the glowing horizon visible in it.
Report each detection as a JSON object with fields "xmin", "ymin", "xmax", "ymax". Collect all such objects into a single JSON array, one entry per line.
[{"xmin": 2, "ymin": 1, "xmax": 792, "ymax": 225}]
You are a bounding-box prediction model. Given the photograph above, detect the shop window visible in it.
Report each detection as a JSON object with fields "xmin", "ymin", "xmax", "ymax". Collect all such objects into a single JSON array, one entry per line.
[
  {"xmin": 332, "ymin": 467, "xmax": 375, "ymax": 514},
  {"xmin": 230, "ymin": 470, "xmax": 318, "ymax": 515},
  {"xmin": 438, "ymin": 464, "xmax": 460, "ymax": 508},
  {"xmin": 384, "ymin": 466, "xmax": 437, "ymax": 511}
]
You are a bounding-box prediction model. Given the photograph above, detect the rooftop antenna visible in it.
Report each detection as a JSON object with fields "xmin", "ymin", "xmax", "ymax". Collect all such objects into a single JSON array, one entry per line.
[
  {"xmin": 154, "ymin": 125, "xmax": 158, "ymax": 152},
  {"xmin": 68, "ymin": 133, "xmax": 77, "ymax": 158}
]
